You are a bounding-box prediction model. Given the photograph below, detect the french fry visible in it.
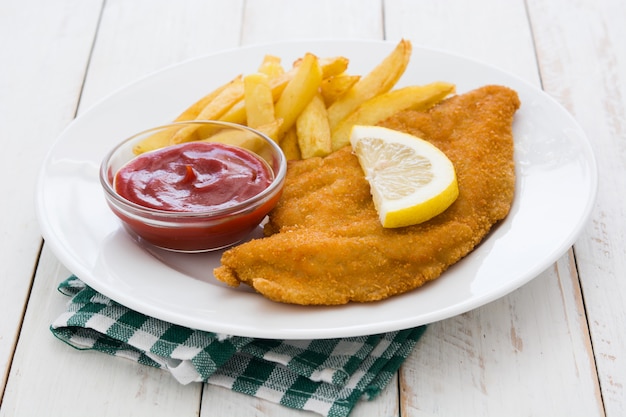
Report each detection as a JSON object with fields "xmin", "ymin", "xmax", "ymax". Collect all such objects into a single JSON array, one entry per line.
[
  {"xmin": 244, "ymin": 73, "xmax": 275, "ymax": 129},
  {"xmin": 268, "ymin": 71, "xmax": 296, "ymax": 101},
  {"xmin": 274, "ymin": 53, "xmax": 323, "ymax": 138},
  {"xmin": 132, "ymin": 79, "xmax": 233, "ymax": 154},
  {"xmin": 132, "ymin": 126, "xmax": 181, "ymax": 155},
  {"xmin": 279, "ymin": 126, "xmax": 301, "ymax": 160},
  {"xmin": 173, "ymin": 81, "xmax": 231, "ymax": 122},
  {"xmin": 190, "ymin": 75, "xmax": 244, "ymax": 118},
  {"xmin": 220, "ymin": 70, "xmax": 294, "ymax": 125},
  {"xmin": 320, "ymin": 74, "xmax": 361, "ymax": 107},
  {"xmin": 257, "ymin": 118, "xmax": 284, "ymax": 143},
  {"xmin": 133, "ymin": 39, "xmax": 457, "ymax": 166},
  {"xmin": 218, "ymin": 100, "xmax": 247, "ymax": 125},
  {"xmin": 327, "ymin": 39, "xmax": 412, "ymax": 129},
  {"xmin": 200, "ymin": 119, "xmax": 283, "ymax": 159},
  {"xmin": 258, "ymin": 55, "xmax": 285, "ymax": 77},
  {"xmin": 296, "ymin": 94, "xmax": 332, "ymax": 158},
  {"xmin": 292, "ymin": 55, "xmax": 348, "ymax": 79},
  {"xmin": 331, "ymin": 82, "xmax": 456, "ymax": 150},
  {"xmin": 319, "ymin": 56, "xmax": 350, "ymax": 78},
  {"xmin": 170, "ymin": 76, "xmax": 245, "ymax": 144}
]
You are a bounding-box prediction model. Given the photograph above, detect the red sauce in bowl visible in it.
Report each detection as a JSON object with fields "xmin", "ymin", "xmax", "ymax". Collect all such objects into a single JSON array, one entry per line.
[{"xmin": 114, "ymin": 142, "xmax": 273, "ymax": 212}]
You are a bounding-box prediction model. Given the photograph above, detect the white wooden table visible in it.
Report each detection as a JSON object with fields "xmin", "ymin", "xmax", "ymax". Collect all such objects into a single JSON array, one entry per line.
[{"xmin": 1, "ymin": 0, "xmax": 623, "ymax": 415}]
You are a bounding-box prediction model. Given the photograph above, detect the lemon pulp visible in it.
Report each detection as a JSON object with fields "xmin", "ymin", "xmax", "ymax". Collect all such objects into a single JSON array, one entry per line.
[{"xmin": 350, "ymin": 125, "xmax": 459, "ymax": 228}]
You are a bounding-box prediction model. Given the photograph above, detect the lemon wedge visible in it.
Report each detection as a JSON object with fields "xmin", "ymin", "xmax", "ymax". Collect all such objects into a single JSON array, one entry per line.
[{"xmin": 350, "ymin": 125, "xmax": 459, "ymax": 228}]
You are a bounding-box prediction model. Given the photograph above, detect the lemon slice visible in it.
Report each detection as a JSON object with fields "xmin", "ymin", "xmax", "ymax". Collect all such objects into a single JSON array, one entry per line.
[{"xmin": 350, "ymin": 125, "xmax": 459, "ymax": 228}]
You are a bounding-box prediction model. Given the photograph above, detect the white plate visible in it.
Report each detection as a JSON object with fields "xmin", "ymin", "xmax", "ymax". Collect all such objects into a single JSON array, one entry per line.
[{"xmin": 36, "ymin": 40, "xmax": 597, "ymax": 339}]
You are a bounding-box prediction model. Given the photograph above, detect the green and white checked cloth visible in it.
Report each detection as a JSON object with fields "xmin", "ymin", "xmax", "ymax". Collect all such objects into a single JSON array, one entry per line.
[{"xmin": 51, "ymin": 276, "xmax": 426, "ymax": 417}]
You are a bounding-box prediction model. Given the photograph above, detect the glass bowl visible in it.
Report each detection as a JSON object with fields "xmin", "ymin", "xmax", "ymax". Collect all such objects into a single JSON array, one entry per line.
[{"xmin": 100, "ymin": 120, "xmax": 287, "ymax": 252}]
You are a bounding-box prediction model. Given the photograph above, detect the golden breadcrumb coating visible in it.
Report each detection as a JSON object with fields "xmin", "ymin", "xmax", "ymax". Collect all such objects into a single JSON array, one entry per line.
[{"xmin": 214, "ymin": 85, "xmax": 521, "ymax": 305}]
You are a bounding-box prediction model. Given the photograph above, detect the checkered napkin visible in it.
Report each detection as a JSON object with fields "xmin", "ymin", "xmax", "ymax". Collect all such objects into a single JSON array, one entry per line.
[{"xmin": 50, "ymin": 276, "xmax": 426, "ymax": 417}]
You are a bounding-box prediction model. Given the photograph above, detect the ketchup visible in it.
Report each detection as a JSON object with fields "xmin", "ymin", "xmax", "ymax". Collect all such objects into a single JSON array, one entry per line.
[{"xmin": 114, "ymin": 142, "xmax": 273, "ymax": 212}]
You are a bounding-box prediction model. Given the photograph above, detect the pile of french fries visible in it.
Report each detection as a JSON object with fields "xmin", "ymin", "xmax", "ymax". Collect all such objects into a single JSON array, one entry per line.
[{"xmin": 133, "ymin": 39, "xmax": 455, "ymax": 160}]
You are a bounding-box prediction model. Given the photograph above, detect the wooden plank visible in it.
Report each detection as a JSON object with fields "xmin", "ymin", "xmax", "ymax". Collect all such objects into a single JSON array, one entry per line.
[
  {"xmin": 4, "ymin": 1, "xmax": 615, "ymax": 416},
  {"xmin": 78, "ymin": 0, "xmax": 244, "ymax": 110},
  {"xmin": 202, "ymin": 380, "xmax": 400, "ymax": 417},
  {"xmin": 240, "ymin": 0, "xmax": 383, "ymax": 44},
  {"xmin": 0, "ymin": 245, "xmax": 202, "ymax": 417},
  {"xmin": 0, "ymin": 0, "xmax": 102, "ymax": 393},
  {"xmin": 384, "ymin": 0, "xmax": 538, "ymax": 82},
  {"xmin": 385, "ymin": 0, "xmax": 603, "ymax": 415},
  {"xmin": 527, "ymin": 0, "xmax": 626, "ymax": 415},
  {"xmin": 401, "ymin": 255, "xmax": 603, "ymax": 416},
  {"xmin": 198, "ymin": 1, "xmax": 401, "ymax": 416},
  {"xmin": 2, "ymin": 0, "xmax": 243, "ymax": 415}
]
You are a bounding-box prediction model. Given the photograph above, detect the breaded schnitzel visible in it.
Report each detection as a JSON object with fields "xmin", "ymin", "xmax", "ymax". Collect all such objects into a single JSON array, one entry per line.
[{"xmin": 214, "ymin": 85, "xmax": 521, "ymax": 305}]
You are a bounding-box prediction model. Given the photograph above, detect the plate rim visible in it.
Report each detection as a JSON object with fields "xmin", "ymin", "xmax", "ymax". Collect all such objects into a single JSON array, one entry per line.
[{"xmin": 36, "ymin": 39, "xmax": 598, "ymax": 339}]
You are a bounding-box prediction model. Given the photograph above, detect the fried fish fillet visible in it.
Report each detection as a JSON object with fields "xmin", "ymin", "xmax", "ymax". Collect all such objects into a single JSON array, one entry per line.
[{"xmin": 214, "ymin": 85, "xmax": 521, "ymax": 305}]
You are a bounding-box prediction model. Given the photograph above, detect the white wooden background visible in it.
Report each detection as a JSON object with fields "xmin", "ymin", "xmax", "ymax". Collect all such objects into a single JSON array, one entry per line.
[{"xmin": 1, "ymin": 0, "xmax": 624, "ymax": 415}]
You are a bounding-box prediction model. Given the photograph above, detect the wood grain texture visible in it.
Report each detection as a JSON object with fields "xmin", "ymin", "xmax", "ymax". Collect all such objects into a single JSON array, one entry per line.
[
  {"xmin": 200, "ymin": 2, "xmax": 400, "ymax": 415},
  {"xmin": 0, "ymin": 246, "xmax": 202, "ymax": 417},
  {"xmin": 527, "ymin": 0, "xmax": 626, "ymax": 415},
  {"xmin": 2, "ymin": 0, "xmax": 623, "ymax": 415},
  {"xmin": 384, "ymin": 0, "xmax": 538, "ymax": 82},
  {"xmin": 0, "ymin": 0, "xmax": 102, "ymax": 394},
  {"xmin": 2, "ymin": 0, "xmax": 239, "ymax": 415},
  {"xmin": 79, "ymin": 0, "xmax": 244, "ymax": 110},
  {"xmin": 400, "ymin": 253, "xmax": 603, "ymax": 416},
  {"xmin": 241, "ymin": 0, "xmax": 383, "ymax": 44},
  {"xmin": 385, "ymin": 0, "xmax": 603, "ymax": 415}
]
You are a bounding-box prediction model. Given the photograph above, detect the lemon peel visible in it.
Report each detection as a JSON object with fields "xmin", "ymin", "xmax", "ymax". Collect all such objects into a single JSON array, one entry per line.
[{"xmin": 350, "ymin": 125, "xmax": 459, "ymax": 228}]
